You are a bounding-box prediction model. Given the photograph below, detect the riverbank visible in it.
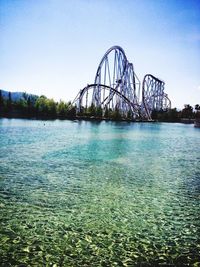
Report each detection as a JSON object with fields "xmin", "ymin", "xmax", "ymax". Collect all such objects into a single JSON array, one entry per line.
[
  {"xmin": 1, "ymin": 113, "xmax": 198, "ymax": 124},
  {"xmin": 1, "ymin": 110, "xmax": 199, "ymax": 124},
  {"xmin": 0, "ymin": 111, "xmax": 150, "ymax": 122},
  {"xmin": 0, "ymin": 112, "xmax": 159, "ymax": 123}
]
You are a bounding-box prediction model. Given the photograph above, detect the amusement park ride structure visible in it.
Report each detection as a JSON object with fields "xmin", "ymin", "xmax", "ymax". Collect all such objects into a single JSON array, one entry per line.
[{"xmin": 73, "ymin": 46, "xmax": 171, "ymax": 120}]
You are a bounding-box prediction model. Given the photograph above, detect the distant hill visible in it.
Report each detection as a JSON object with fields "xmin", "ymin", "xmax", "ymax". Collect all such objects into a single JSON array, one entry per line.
[{"xmin": 0, "ymin": 89, "xmax": 38, "ymax": 102}]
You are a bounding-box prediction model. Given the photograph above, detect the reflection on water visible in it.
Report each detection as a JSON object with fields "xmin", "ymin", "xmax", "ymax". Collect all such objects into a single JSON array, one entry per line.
[{"xmin": 0, "ymin": 119, "xmax": 200, "ymax": 266}]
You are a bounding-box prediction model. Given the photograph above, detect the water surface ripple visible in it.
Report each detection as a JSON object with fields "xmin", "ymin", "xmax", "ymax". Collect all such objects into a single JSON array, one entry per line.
[{"xmin": 0, "ymin": 119, "xmax": 200, "ymax": 266}]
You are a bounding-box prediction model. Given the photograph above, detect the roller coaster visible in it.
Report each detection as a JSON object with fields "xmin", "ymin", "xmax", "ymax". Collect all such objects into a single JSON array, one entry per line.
[{"xmin": 73, "ymin": 46, "xmax": 171, "ymax": 120}]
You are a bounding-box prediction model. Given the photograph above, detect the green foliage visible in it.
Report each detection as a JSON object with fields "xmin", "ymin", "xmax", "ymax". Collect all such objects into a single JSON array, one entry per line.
[
  {"xmin": 35, "ymin": 96, "xmax": 57, "ymax": 117},
  {"xmin": 127, "ymin": 109, "xmax": 132, "ymax": 119},
  {"xmin": 0, "ymin": 92, "xmax": 76, "ymax": 119},
  {"xmin": 167, "ymin": 108, "xmax": 180, "ymax": 121},
  {"xmin": 195, "ymin": 104, "xmax": 200, "ymax": 111},
  {"xmin": 46, "ymin": 98, "xmax": 57, "ymax": 116},
  {"xmin": 7, "ymin": 92, "xmax": 12, "ymax": 111},
  {"xmin": 104, "ymin": 106, "xmax": 110, "ymax": 118},
  {"xmin": 152, "ymin": 108, "xmax": 181, "ymax": 122},
  {"xmin": 181, "ymin": 104, "xmax": 194, "ymax": 119},
  {"xmin": 195, "ymin": 104, "xmax": 200, "ymax": 118},
  {"xmin": 67, "ymin": 106, "xmax": 76, "ymax": 118},
  {"xmin": 95, "ymin": 106, "xmax": 103, "ymax": 117},
  {"xmin": 80, "ymin": 103, "xmax": 103, "ymax": 117},
  {"xmin": 110, "ymin": 107, "xmax": 122, "ymax": 120},
  {"xmin": 35, "ymin": 96, "xmax": 48, "ymax": 115},
  {"xmin": 57, "ymin": 100, "xmax": 68, "ymax": 117},
  {"xmin": 87, "ymin": 103, "xmax": 96, "ymax": 117},
  {"xmin": 14, "ymin": 99, "xmax": 28, "ymax": 112},
  {"xmin": 0, "ymin": 90, "xmax": 198, "ymax": 122},
  {"xmin": 0, "ymin": 90, "xmax": 4, "ymax": 111}
]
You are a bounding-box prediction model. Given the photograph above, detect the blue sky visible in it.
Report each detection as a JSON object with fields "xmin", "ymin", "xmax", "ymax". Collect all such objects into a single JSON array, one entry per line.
[{"xmin": 0, "ymin": 0, "xmax": 200, "ymax": 108}]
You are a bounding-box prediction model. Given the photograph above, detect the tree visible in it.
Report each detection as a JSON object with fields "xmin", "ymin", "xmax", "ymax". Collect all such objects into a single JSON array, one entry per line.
[
  {"xmin": 27, "ymin": 96, "xmax": 32, "ymax": 114},
  {"xmin": 95, "ymin": 106, "xmax": 102, "ymax": 117},
  {"xmin": 0, "ymin": 90, "xmax": 4, "ymax": 112},
  {"xmin": 46, "ymin": 99, "xmax": 57, "ymax": 116},
  {"xmin": 195, "ymin": 104, "xmax": 200, "ymax": 118},
  {"xmin": 151, "ymin": 109, "xmax": 158, "ymax": 120},
  {"xmin": 57, "ymin": 100, "xmax": 68, "ymax": 117},
  {"xmin": 15, "ymin": 99, "xmax": 28, "ymax": 112},
  {"xmin": 195, "ymin": 104, "xmax": 200, "ymax": 111},
  {"xmin": 181, "ymin": 104, "xmax": 194, "ymax": 119},
  {"xmin": 111, "ymin": 106, "xmax": 122, "ymax": 120},
  {"xmin": 6, "ymin": 92, "xmax": 12, "ymax": 111},
  {"xmin": 150, "ymin": 108, "xmax": 180, "ymax": 122},
  {"xmin": 104, "ymin": 106, "xmax": 112, "ymax": 118},
  {"xmin": 22, "ymin": 92, "xmax": 28, "ymax": 101},
  {"xmin": 167, "ymin": 108, "xmax": 180, "ymax": 122},
  {"xmin": 127, "ymin": 109, "xmax": 132, "ymax": 120},
  {"xmin": 87, "ymin": 103, "xmax": 96, "ymax": 117},
  {"xmin": 67, "ymin": 105, "xmax": 76, "ymax": 118},
  {"xmin": 35, "ymin": 96, "xmax": 48, "ymax": 115},
  {"xmin": 35, "ymin": 96, "xmax": 57, "ymax": 117}
]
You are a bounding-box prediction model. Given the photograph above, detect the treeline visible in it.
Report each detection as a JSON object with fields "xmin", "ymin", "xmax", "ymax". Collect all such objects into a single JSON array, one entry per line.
[
  {"xmin": 0, "ymin": 90, "xmax": 76, "ymax": 119},
  {"xmin": 0, "ymin": 90, "xmax": 199, "ymax": 122},
  {"xmin": 151, "ymin": 104, "xmax": 200, "ymax": 122},
  {"xmin": 0, "ymin": 90, "xmax": 131, "ymax": 121},
  {"xmin": 77, "ymin": 104, "xmax": 200, "ymax": 122},
  {"xmin": 77, "ymin": 104, "xmax": 132, "ymax": 120}
]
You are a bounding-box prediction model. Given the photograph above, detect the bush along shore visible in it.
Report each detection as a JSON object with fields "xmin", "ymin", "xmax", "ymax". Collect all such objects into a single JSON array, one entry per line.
[{"xmin": 0, "ymin": 90, "xmax": 200, "ymax": 122}]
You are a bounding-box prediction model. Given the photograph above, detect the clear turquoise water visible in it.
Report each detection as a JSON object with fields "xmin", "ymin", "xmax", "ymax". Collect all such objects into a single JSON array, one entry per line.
[{"xmin": 0, "ymin": 118, "xmax": 199, "ymax": 266}]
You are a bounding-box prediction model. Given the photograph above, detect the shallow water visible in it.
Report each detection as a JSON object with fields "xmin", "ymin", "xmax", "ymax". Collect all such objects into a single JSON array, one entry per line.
[{"xmin": 0, "ymin": 118, "xmax": 199, "ymax": 266}]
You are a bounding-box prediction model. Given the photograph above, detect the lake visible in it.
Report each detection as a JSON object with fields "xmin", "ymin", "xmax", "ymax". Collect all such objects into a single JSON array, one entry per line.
[{"xmin": 0, "ymin": 118, "xmax": 199, "ymax": 266}]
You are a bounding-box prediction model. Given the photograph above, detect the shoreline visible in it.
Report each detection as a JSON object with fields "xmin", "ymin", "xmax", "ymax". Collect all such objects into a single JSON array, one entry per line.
[{"xmin": 0, "ymin": 113, "xmax": 196, "ymax": 124}]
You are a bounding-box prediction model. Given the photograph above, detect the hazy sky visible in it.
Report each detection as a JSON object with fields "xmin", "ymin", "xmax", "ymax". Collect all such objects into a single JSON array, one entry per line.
[{"xmin": 0, "ymin": 0, "xmax": 200, "ymax": 108}]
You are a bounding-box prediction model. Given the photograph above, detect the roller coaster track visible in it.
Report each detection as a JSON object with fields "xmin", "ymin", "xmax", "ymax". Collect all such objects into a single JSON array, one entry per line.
[
  {"xmin": 142, "ymin": 74, "xmax": 171, "ymax": 120},
  {"xmin": 73, "ymin": 46, "xmax": 171, "ymax": 120}
]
